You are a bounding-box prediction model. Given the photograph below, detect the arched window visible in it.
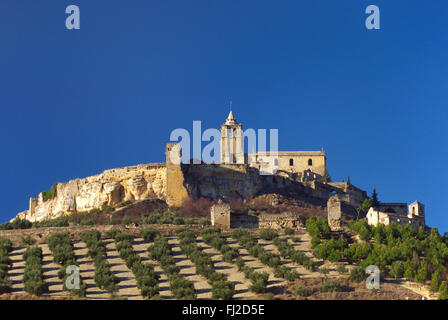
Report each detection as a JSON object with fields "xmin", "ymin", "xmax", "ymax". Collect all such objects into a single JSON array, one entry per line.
[
  {"xmin": 308, "ymin": 159, "xmax": 313, "ymax": 166},
  {"xmin": 289, "ymin": 158, "xmax": 294, "ymax": 166}
]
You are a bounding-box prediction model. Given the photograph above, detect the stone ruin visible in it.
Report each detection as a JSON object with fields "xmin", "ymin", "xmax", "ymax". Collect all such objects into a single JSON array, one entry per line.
[
  {"xmin": 327, "ymin": 194, "xmax": 343, "ymax": 231},
  {"xmin": 210, "ymin": 200, "xmax": 303, "ymax": 230},
  {"xmin": 210, "ymin": 200, "xmax": 231, "ymax": 228}
]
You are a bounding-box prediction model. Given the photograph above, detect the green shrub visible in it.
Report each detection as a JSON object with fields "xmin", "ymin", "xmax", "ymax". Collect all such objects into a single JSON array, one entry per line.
[
  {"xmin": 33, "ymin": 216, "xmax": 69, "ymax": 228},
  {"xmin": 223, "ymin": 249, "xmax": 239, "ymax": 263},
  {"xmin": 81, "ymin": 230, "xmax": 101, "ymax": 245},
  {"xmin": 0, "ymin": 237, "xmax": 13, "ymax": 294},
  {"xmin": 232, "ymin": 228, "xmax": 249, "ymax": 239},
  {"xmin": 81, "ymin": 230, "xmax": 119, "ymax": 294},
  {"xmin": 259, "ymin": 228, "xmax": 278, "ymax": 241},
  {"xmin": 105, "ymin": 229, "xmax": 121, "ymax": 239},
  {"xmin": 47, "ymin": 232, "xmax": 86, "ymax": 296},
  {"xmin": 23, "ymin": 246, "xmax": 48, "ymax": 295},
  {"xmin": 336, "ymin": 264, "xmax": 348, "ymax": 274},
  {"xmin": 322, "ymin": 279, "xmax": 341, "ymax": 292},
  {"xmin": 145, "ymin": 234, "xmax": 196, "ymax": 299},
  {"xmin": 284, "ymin": 228, "xmax": 294, "ymax": 236},
  {"xmin": 349, "ymin": 267, "xmax": 367, "ymax": 283},
  {"xmin": 249, "ymin": 279, "xmax": 267, "ymax": 294},
  {"xmin": 22, "ymin": 235, "xmax": 35, "ymax": 246},
  {"xmin": 169, "ymin": 274, "xmax": 196, "ymax": 300},
  {"xmin": 79, "ymin": 219, "xmax": 95, "ymax": 226},
  {"xmin": 141, "ymin": 227, "xmax": 160, "ymax": 242},
  {"xmin": 438, "ymin": 281, "xmax": 448, "ymax": 300},
  {"xmin": 112, "ymin": 230, "xmax": 160, "ymax": 299},
  {"xmin": 348, "ymin": 220, "xmax": 372, "ymax": 241},
  {"xmin": 430, "ymin": 270, "xmax": 443, "ymax": 292},
  {"xmin": 211, "ymin": 280, "xmax": 235, "ymax": 300},
  {"xmin": 0, "ymin": 218, "xmax": 33, "ymax": 230},
  {"xmin": 198, "ymin": 217, "xmax": 211, "ymax": 226},
  {"xmin": 414, "ymin": 260, "xmax": 430, "ymax": 284},
  {"xmin": 294, "ymin": 286, "xmax": 309, "ymax": 297},
  {"xmin": 390, "ymin": 261, "xmax": 405, "ymax": 279},
  {"xmin": 184, "ymin": 218, "xmax": 198, "ymax": 225},
  {"xmin": 42, "ymin": 183, "xmax": 58, "ymax": 201},
  {"xmin": 306, "ymin": 216, "xmax": 331, "ymax": 240},
  {"xmin": 173, "ymin": 217, "xmax": 185, "ymax": 225}
]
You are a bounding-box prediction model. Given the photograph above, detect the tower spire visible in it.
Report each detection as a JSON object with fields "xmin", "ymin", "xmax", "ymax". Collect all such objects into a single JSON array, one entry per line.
[{"xmin": 225, "ymin": 101, "xmax": 236, "ymax": 124}]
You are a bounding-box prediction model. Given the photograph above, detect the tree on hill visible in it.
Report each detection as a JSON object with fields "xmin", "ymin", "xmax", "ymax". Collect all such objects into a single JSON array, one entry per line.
[
  {"xmin": 358, "ymin": 198, "xmax": 373, "ymax": 212},
  {"xmin": 371, "ymin": 188, "xmax": 380, "ymax": 207},
  {"xmin": 357, "ymin": 197, "xmax": 373, "ymax": 220},
  {"xmin": 347, "ymin": 176, "xmax": 351, "ymax": 185}
]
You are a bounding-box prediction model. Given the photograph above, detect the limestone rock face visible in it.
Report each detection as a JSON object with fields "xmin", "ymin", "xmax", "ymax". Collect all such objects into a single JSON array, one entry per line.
[{"xmin": 15, "ymin": 163, "xmax": 166, "ymax": 222}]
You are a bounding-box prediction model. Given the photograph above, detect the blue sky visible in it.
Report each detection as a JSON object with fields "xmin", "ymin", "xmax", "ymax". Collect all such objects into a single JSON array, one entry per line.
[{"xmin": 0, "ymin": 1, "xmax": 447, "ymax": 231}]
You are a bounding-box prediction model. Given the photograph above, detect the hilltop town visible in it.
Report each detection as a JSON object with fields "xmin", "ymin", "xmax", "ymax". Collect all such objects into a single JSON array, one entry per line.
[
  {"xmin": 1, "ymin": 112, "xmax": 444, "ymax": 301},
  {"xmin": 14, "ymin": 111, "xmax": 425, "ymax": 232}
]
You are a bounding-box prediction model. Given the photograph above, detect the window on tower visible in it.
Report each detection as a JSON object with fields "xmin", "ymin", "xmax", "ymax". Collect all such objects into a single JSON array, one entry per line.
[
  {"xmin": 289, "ymin": 158, "xmax": 294, "ymax": 166},
  {"xmin": 308, "ymin": 159, "xmax": 313, "ymax": 166}
]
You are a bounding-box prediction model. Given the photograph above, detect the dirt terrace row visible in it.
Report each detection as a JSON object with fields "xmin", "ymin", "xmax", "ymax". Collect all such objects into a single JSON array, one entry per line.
[{"xmin": 6, "ymin": 234, "xmax": 324, "ymax": 300}]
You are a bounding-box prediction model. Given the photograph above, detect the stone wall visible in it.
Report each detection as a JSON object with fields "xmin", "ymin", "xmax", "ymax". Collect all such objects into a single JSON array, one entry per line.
[
  {"xmin": 230, "ymin": 215, "xmax": 259, "ymax": 229},
  {"xmin": 258, "ymin": 212, "xmax": 303, "ymax": 230}
]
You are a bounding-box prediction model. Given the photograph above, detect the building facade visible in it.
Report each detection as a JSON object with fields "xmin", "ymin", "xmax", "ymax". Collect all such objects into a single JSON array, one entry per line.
[
  {"xmin": 220, "ymin": 110, "xmax": 327, "ymax": 178},
  {"xmin": 366, "ymin": 201, "xmax": 425, "ymax": 229}
]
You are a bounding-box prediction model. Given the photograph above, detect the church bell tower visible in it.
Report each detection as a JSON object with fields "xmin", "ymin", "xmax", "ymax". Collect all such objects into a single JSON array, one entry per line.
[{"xmin": 220, "ymin": 109, "xmax": 244, "ymax": 164}]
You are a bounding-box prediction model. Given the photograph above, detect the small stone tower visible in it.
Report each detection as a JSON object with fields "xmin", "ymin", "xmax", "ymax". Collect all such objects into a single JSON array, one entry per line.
[
  {"xmin": 220, "ymin": 110, "xmax": 244, "ymax": 164},
  {"xmin": 165, "ymin": 143, "xmax": 188, "ymax": 207},
  {"xmin": 210, "ymin": 200, "xmax": 231, "ymax": 228},
  {"xmin": 327, "ymin": 194, "xmax": 343, "ymax": 231},
  {"xmin": 408, "ymin": 200, "xmax": 425, "ymax": 218}
]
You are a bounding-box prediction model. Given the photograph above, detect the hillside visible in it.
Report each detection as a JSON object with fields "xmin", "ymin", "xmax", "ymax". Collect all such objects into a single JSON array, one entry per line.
[{"xmin": 0, "ymin": 224, "xmax": 432, "ymax": 300}]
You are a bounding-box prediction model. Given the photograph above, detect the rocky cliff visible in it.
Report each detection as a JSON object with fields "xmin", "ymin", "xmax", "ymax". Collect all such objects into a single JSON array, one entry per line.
[{"xmin": 16, "ymin": 163, "xmax": 167, "ymax": 222}]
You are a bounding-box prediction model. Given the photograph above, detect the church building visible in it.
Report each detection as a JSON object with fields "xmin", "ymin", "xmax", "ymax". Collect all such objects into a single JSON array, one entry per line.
[{"xmin": 219, "ymin": 110, "xmax": 327, "ymax": 179}]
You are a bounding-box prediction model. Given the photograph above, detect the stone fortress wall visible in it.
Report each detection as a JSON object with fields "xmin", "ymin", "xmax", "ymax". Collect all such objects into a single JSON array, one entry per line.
[{"xmin": 15, "ymin": 144, "xmax": 366, "ymax": 223}]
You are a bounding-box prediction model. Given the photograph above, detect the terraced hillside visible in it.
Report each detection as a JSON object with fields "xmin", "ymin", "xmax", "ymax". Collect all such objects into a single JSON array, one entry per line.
[{"xmin": 0, "ymin": 225, "xmax": 428, "ymax": 300}]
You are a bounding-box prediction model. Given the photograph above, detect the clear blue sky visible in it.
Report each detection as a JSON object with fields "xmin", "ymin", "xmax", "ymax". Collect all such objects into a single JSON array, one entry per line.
[{"xmin": 0, "ymin": 1, "xmax": 446, "ymax": 232}]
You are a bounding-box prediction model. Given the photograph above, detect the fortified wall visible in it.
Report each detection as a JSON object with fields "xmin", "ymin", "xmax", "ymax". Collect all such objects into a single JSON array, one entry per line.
[{"xmin": 14, "ymin": 143, "xmax": 366, "ymax": 223}]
